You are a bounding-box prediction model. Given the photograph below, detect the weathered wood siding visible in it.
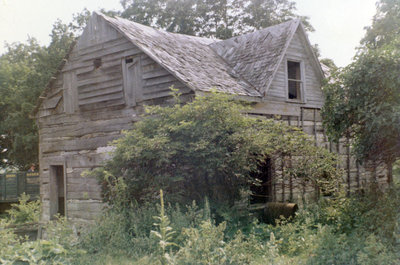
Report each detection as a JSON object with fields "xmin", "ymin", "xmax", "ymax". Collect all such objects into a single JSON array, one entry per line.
[
  {"xmin": 140, "ymin": 54, "xmax": 191, "ymax": 101},
  {"xmin": 38, "ymin": 15, "xmax": 192, "ymax": 222},
  {"xmin": 248, "ymin": 105, "xmax": 389, "ymax": 203},
  {"xmin": 267, "ymin": 28, "xmax": 323, "ymax": 108},
  {"xmin": 259, "ymin": 27, "xmax": 388, "ymax": 201}
]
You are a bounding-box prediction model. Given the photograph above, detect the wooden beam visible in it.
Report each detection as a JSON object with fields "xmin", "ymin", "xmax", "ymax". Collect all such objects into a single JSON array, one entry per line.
[
  {"xmin": 63, "ymin": 161, "xmax": 68, "ymax": 218},
  {"xmin": 346, "ymin": 136, "xmax": 351, "ymax": 196}
]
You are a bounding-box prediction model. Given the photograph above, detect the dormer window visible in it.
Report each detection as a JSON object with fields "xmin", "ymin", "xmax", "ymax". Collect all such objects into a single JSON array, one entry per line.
[{"xmin": 287, "ymin": 61, "xmax": 302, "ymax": 100}]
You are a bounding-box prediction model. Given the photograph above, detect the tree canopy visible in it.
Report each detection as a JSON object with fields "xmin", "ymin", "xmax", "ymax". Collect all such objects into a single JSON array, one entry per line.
[
  {"xmin": 362, "ymin": 0, "xmax": 400, "ymax": 48},
  {"xmin": 0, "ymin": 10, "xmax": 90, "ymax": 169},
  {"xmin": 120, "ymin": 0, "xmax": 313, "ymax": 39},
  {"xmin": 322, "ymin": 0, "xmax": 400, "ymax": 165}
]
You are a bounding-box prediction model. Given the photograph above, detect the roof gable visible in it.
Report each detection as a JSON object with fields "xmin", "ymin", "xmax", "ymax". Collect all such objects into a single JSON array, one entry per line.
[
  {"xmin": 77, "ymin": 13, "xmax": 123, "ymax": 50},
  {"xmin": 210, "ymin": 20, "xmax": 324, "ymax": 97},
  {"xmin": 291, "ymin": 23, "xmax": 325, "ymax": 82},
  {"xmin": 210, "ymin": 20, "xmax": 299, "ymax": 95}
]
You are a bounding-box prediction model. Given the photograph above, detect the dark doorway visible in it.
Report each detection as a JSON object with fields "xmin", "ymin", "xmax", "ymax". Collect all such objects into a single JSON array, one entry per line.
[
  {"xmin": 250, "ymin": 158, "xmax": 272, "ymax": 204},
  {"xmin": 49, "ymin": 165, "xmax": 65, "ymax": 219}
]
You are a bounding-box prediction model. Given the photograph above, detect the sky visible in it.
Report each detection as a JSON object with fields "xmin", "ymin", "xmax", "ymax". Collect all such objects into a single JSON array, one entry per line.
[{"xmin": 0, "ymin": 0, "xmax": 378, "ymax": 67}]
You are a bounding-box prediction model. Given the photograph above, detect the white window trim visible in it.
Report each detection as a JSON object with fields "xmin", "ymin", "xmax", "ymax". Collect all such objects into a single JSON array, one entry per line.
[{"xmin": 285, "ymin": 57, "xmax": 306, "ymax": 103}]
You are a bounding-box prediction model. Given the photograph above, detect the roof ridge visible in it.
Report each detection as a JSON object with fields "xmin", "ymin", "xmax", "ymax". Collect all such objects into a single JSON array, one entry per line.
[{"xmin": 221, "ymin": 19, "xmax": 299, "ymax": 43}]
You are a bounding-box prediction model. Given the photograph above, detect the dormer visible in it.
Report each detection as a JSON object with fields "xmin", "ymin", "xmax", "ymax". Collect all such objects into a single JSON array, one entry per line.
[{"xmin": 210, "ymin": 19, "xmax": 324, "ymax": 108}]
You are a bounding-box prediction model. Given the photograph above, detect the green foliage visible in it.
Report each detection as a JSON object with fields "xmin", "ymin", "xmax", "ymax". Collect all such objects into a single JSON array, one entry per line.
[
  {"xmin": 77, "ymin": 188, "xmax": 211, "ymax": 262},
  {"xmin": 362, "ymin": 0, "xmax": 400, "ymax": 48},
  {"xmin": 0, "ymin": 10, "xmax": 89, "ymax": 169},
  {"xmin": 393, "ymin": 159, "xmax": 400, "ymax": 184},
  {"xmin": 264, "ymin": 186, "xmax": 400, "ymax": 264},
  {"xmin": 176, "ymin": 221, "xmax": 227, "ymax": 264},
  {"xmin": 0, "ymin": 216, "xmax": 84, "ymax": 264},
  {"xmin": 0, "ymin": 219, "xmax": 20, "ymax": 260},
  {"xmin": 120, "ymin": 0, "xmax": 312, "ymax": 39},
  {"xmin": 6, "ymin": 193, "xmax": 40, "ymax": 224},
  {"xmin": 78, "ymin": 202, "xmax": 157, "ymax": 259},
  {"xmin": 95, "ymin": 92, "xmax": 340, "ymax": 216},
  {"xmin": 357, "ymin": 234, "xmax": 398, "ymax": 265},
  {"xmin": 323, "ymin": 1, "xmax": 400, "ymax": 164},
  {"xmin": 0, "ymin": 197, "xmax": 84, "ymax": 264},
  {"xmin": 322, "ymin": 38, "xmax": 400, "ymax": 163},
  {"xmin": 151, "ymin": 190, "xmax": 177, "ymax": 264},
  {"xmin": 2, "ymin": 186, "xmax": 397, "ymax": 264},
  {"xmin": 0, "ymin": 39, "xmax": 48, "ymax": 169}
]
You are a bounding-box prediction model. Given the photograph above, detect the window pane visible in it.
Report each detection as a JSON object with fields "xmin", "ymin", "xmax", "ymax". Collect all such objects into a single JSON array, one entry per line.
[
  {"xmin": 288, "ymin": 61, "xmax": 301, "ymax": 80},
  {"xmin": 288, "ymin": 80, "xmax": 301, "ymax": 99}
]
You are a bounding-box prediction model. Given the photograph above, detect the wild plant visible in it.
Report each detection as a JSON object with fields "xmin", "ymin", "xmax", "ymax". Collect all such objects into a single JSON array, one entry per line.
[{"xmin": 151, "ymin": 189, "xmax": 177, "ymax": 265}]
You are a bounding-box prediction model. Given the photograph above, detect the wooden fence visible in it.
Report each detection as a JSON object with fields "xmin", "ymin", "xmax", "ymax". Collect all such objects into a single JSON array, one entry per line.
[{"xmin": 0, "ymin": 172, "xmax": 40, "ymax": 202}]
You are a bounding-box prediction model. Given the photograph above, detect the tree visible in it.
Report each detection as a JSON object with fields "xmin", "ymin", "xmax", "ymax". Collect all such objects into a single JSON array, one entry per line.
[
  {"xmin": 241, "ymin": 0, "xmax": 313, "ymax": 32},
  {"xmin": 160, "ymin": 0, "xmax": 198, "ymax": 36},
  {"xmin": 362, "ymin": 0, "xmax": 400, "ymax": 48},
  {"xmin": 120, "ymin": 0, "xmax": 312, "ymax": 39},
  {"xmin": 94, "ymin": 92, "xmax": 340, "ymax": 212},
  {"xmin": 322, "ymin": 40, "xmax": 400, "ymax": 166},
  {"xmin": 0, "ymin": 39, "xmax": 49, "ymax": 169},
  {"xmin": 322, "ymin": 0, "xmax": 400, "ymax": 169},
  {"xmin": 0, "ymin": 11, "xmax": 89, "ymax": 169}
]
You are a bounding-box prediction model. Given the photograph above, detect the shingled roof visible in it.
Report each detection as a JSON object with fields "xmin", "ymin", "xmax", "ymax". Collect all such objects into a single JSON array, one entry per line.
[
  {"xmin": 99, "ymin": 13, "xmax": 260, "ymax": 98},
  {"xmin": 98, "ymin": 12, "xmax": 316, "ymax": 100},
  {"xmin": 36, "ymin": 12, "xmax": 318, "ymax": 115}
]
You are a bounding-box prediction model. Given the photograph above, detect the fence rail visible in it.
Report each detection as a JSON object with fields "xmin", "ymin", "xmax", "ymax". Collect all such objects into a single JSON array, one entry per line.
[{"xmin": 0, "ymin": 172, "xmax": 40, "ymax": 202}]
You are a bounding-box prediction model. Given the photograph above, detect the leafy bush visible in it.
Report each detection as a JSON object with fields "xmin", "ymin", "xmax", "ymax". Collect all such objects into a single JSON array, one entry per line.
[
  {"xmin": 7, "ymin": 193, "xmax": 40, "ymax": 224},
  {"xmin": 93, "ymin": 92, "xmax": 340, "ymax": 216},
  {"xmin": 175, "ymin": 220, "xmax": 227, "ymax": 264},
  {"xmin": 0, "ymin": 194, "xmax": 84, "ymax": 264},
  {"xmin": 263, "ymin": 185, "xmax": 400, "ymax": 264},
  {"xmin": 0, "ymin": 216, "xmax": 84, "ymax": 264}
]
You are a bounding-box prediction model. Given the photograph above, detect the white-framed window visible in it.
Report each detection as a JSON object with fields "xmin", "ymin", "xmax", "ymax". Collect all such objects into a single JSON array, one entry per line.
[{"xmin": 286, "ymin": 60, "xmax": 303, "ymax": 101}]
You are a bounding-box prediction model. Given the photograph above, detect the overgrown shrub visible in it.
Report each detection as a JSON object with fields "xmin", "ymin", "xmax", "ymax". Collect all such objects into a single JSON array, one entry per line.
[
  {"xmin": 77, "ymin": 188, "xmax": 212, "ymax": 262},
  {"xmin": 92, "ymin": 92, "xmax": 340, "ymax": 217},
  {"xmin": 1, "ymin": 186, "xmax": 394, "ymax": 264},
  {"xmin": 264, "ymin": 185, "xmax": 400, "ymax": 264},
  {"xmin": 0, "ymin": 215, "xmax": 84, "ymax": 264}
]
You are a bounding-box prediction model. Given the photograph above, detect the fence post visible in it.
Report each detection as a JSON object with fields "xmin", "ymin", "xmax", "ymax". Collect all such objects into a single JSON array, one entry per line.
[
  {"xmin": 1, "ymin": 174, "xmax": 4, "ymax": 200},
  {"xmin": 3, "ymin": 174, "xmax": 6, "ymax": 201}
]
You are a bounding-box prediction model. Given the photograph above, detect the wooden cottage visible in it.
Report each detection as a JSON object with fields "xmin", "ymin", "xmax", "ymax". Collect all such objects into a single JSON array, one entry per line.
[{"xmin": 35, "ymin": 12, "xmax": 388, "ymax": 222}]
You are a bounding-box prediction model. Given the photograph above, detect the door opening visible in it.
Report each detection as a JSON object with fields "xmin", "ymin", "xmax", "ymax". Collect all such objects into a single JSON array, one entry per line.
[
  {"xmin": 250, "ymin": 158, "xmax": 272, "ymax": 204},
  {"xmin": 49, "ymin": 165, "xmax": 65, "ymax": 219}
]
